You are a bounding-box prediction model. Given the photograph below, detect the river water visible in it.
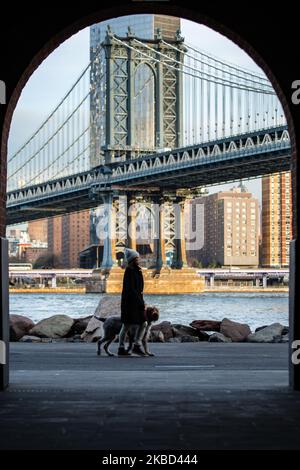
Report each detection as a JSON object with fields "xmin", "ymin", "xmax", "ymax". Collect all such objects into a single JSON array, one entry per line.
[{"xmin": 9, "ymin": 292, "xmax": 289, "ymax": 332}]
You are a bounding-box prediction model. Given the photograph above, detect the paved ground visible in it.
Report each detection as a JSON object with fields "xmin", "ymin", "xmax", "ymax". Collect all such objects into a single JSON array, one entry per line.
[{"xmin": 0, "ymin": 342, "xmax": 300, "ymax": 450}]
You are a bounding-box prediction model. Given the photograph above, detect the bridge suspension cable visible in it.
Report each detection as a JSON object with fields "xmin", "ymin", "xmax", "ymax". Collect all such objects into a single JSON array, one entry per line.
[
  {"xmin": 113, "ymin": 35, "xmax": 285, "ymax": 144},
  {"xmin": 113, "ymin": 36, "xmax": 273, "ymax": 94},
  {"xmin": 8, "ymin": 65, "xmax": 92, "ymax": 191},
  {"xmin": 134, "ymin": 37, "xmax": 273, "ymax": 93},
  {"xmin": 165, "ymin": 40, "xmax": 270, "ymax": 83}
]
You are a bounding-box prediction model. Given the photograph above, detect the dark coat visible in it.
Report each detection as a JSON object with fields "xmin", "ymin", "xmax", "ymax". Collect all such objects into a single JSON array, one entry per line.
[{"xmin": 121, "ymin": 264, "xmax": 145, "ymax": 324}]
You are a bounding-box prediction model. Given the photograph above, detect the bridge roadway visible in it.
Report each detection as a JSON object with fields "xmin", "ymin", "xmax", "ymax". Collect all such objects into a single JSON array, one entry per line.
[
  {"xmin": 9, "ymin": 268, "xmax": 93, "ymax": 278},
  {"xmin": 6, "ymin": 126, "xmax": 290, "ymax": 225},
  {"xmin": 1, "ymin": 342, "xmax": 300, "ymax": 449},
  {"xmin": 8, "ymin": 268, "xmax": 289, "ymax": 282}
]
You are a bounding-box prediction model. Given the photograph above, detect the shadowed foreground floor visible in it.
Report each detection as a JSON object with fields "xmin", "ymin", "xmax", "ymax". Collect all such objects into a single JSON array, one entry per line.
[{"xmin": 0, "ymin": 342, "xmax": 299, "ymax": 450}]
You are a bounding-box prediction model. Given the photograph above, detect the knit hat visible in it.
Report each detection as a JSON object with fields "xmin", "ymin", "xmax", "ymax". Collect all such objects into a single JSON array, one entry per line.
[{"xmin": 124, "ymin": 248, "xmax": 139, "ymax": 263}]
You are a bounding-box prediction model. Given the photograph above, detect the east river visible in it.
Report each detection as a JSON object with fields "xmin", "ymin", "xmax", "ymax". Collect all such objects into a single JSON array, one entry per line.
[{"xmin": 9, "ymin": 292, "xmax": 288, "ymax": 331}]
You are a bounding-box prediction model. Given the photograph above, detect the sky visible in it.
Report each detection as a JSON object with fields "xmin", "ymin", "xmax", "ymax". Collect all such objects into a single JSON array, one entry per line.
[{"xmin": 8, "ymin": 16, "xmax": 266, "ymax": 209}]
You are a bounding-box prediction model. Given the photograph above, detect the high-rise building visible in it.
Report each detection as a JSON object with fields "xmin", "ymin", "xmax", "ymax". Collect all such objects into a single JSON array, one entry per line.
[
  {"xmin": 6, "ymin": 227, "xmax": 30, "ymax": 261},
  {"xmin": 28, "ymin": 219, "xmax": 48, "ymax": 244},
  {"xmin": 47, "ymin": 216, "xmax": 63, "ymax": 267},
  {"xmin": 261, "ymin": 171, "xmax": 293, "ymax": 267},
  {"xmin": 90, "ymin": 14, "xmax": 180, "ymax": 48},
  {"xmin": 194, "ymin": 185, "xmax": 259, "ymax": 267},
  {"xmin": 62, "ymin": 210, "xmax": 91, "ymax": 268},
  {"xmin": 47, "ymin": 211, "xmax": 91, "ymax": 268}
]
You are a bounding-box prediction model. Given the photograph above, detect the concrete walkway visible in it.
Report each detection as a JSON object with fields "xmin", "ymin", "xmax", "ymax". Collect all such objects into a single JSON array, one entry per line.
[{"xmin": 0, "ymin": 342, "xmax": 299, "ymax": 449}]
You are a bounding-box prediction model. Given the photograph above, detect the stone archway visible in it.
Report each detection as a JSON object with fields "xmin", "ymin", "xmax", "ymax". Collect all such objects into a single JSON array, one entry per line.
[{"xmin": 0, "ymin": 2, "xmax": 299, "ymax": 390}]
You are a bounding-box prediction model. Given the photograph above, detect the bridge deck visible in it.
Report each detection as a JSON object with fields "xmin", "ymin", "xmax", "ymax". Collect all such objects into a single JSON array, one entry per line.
[{"xmin": 6, "ymin": 126, "xmax": 290, "ymax": 225}]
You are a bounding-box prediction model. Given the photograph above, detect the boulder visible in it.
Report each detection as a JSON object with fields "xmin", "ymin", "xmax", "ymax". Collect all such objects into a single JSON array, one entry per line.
[
  {"xmin": 70, "ymin": 316, "xmax": 93, "ymax": 335},
  {"xmin": 167, "ymin": 337, "xmax": 182, "ymax": 343},
  {"xmin": 255, "ymin": 325, "xmax": 268, "ymax": 333},
  {"xmin": 195, "ymin": 331, "xmax": 210, "ymax": 341},
  {"xmin": 86, "ymin": 330, "xmax": 103, "ymax": 343},
  {"xmin": 19, "ymin": 335, "xmax": 42, "ymax": 343},
  {"xmin": 66, "ymin": 334, "xmax": 85, "ymax": 343},
  {"xmin": 29, "ymin": 315, "xmax": 74, "ymax": 338},
  {"xmin": 81, "ymin": 316, "xmax": 104, "ymax": 343},
  {"xmin": 149, "ymin": 330, "xmax": 165, "ymax": 342},
  {"xmin": 281, "ymin": 334, "xmax": 289, "ymax": 343},
  {"xmin": 220, "ymin": 318, "xmax": 251, "ymax": 342},
  {"xmin": 151, "ymin": 321, "xmax": 173, "ymax": 341},
  {"xmin": 282, "ymin": 326, "xmax": 289, "ymax": 335},
  {"xmin": 10, "ymin": 314, "xmax": 35, "ymax": 341},
  {"xmin": 172, "ymin": 324, "xmax": 199, "ymax": 337},
  {"xmin": 172, "ymin": 324, "xmax": 209, "ymax": 341},
  {"xmin": 272, "ymin": 335, "xmax": 283, "ymax": 344},
  {"xmin": 197, "ymin": 331, "xmax": 210, "ymax": 341},
  {"xmin": 255, "ymin": 324, "xmax": 289, "ymax": 335},
  {"xmin": 180, "ymin": 335, "xmax": 200, "ymax": 343},
  {"xmin": 247, "ymin": 323, "xmax": 285, "ymax": 343},
  {"xmin": 94, "ymin": 295, "xmax": 121, "ymax": 319},
  {"xmin": 80, "ymin": 295, "xmax": 121, "ymax": 342},
  {"xmin": 209, "ymin": 332, "xmax": 232, "ymax": 343},
  {"xmin": 190, "ymin": 320, "xmax": 221, "ymax": 332}
]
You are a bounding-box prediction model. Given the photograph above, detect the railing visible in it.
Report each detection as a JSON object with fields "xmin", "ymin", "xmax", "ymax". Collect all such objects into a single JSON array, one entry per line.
[{"xmin": 6, "ymin": 127, "xmax": 291, "ymax": 207}]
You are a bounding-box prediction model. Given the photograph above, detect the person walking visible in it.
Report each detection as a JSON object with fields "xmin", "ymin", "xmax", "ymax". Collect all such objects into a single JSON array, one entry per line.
[{"xmin": 118, "ymin": 248, "xmax": 147, "ymax": 356}]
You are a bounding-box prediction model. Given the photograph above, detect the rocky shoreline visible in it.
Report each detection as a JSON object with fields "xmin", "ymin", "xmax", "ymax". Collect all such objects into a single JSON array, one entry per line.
[
  {"xmin": 10, "ymin": 294, "xmax": 289, "ymax": 345},
  {"xmin": 9, "ymin": 315, "xmax": 289, "ymax": 344}
]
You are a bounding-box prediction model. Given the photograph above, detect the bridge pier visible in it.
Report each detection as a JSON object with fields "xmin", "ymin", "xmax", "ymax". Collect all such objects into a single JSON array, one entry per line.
[
  {"xmin": 172, "ymin": 196, "xmax": 188, "ymax": 269},
  {"xmin": 87, "ymin": 193, "xmax": 120, "ymax": 293},
  {"xmin": 127, "ymin": 193, "xmax": 137, "ymax": 252},
  {"xmin": 153, "ymin": 195, "xmax": 167, "ymax": 271},
  {"xmin": 100, "ymin": 193, "xmax": 118, "ymax": 271},
  {"xmin": 87, "ymin": 191, "xmax": 205, "ymax": 293}
]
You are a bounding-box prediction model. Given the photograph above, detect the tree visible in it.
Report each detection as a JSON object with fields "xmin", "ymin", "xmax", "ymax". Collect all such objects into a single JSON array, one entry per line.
[
  {"xmin": 33, "ymin": 254, "xmax": 64, "ymax": 269},
  {"xmin": 208, "ymin": 259, "xmax": 219, "ymax": 268},
  {"xmin": 190, "ymin": 258, "xmax": 204, "ymax": 268}
]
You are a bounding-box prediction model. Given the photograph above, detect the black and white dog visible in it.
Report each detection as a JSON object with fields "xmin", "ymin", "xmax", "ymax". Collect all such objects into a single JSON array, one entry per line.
[{"xmin": 96, "ymin": 306, "xmax": 159, "ymax": 357}]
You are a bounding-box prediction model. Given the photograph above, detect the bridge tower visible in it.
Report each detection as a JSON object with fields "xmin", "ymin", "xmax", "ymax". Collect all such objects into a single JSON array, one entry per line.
[{"xmin": 101, "ymin": 26, "xmax": 186, "ymax": 163}]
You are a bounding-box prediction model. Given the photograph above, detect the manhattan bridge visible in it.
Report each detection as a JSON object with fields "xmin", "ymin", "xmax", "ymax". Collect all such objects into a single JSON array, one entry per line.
[{"xmin": 6, "ymin": 27, "xmax": 290, "ymax": 269}]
